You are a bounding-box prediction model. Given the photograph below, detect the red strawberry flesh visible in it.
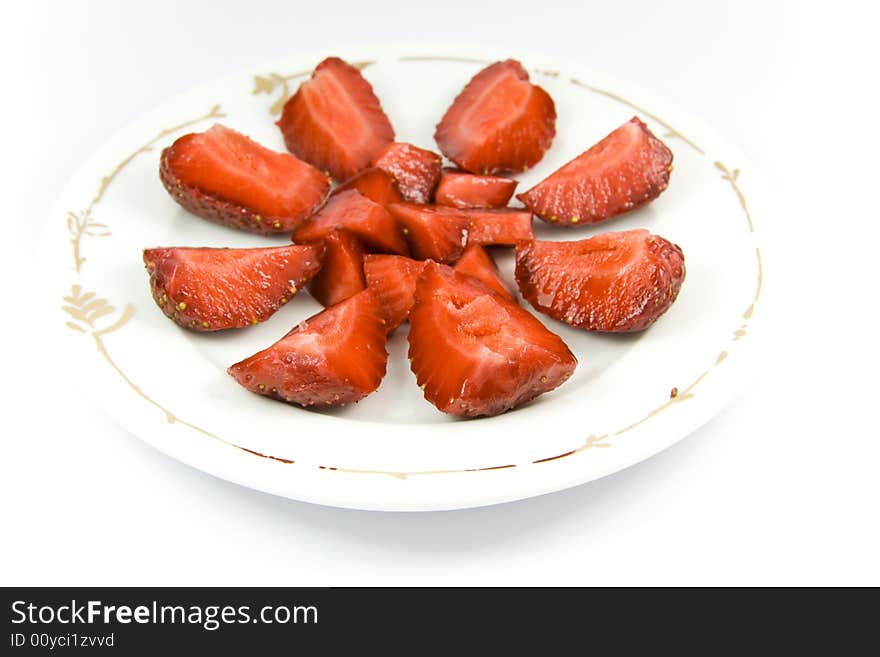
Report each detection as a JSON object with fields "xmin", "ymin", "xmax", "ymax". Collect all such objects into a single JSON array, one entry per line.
[
  {"xmin": 465, "ymin": 208, "xmax": 534, "ymax": 246},
  {"xmin": 434, "ymin": 170, "xmax": 518, "ymax": 209},
  {"xmin": 160, "ymin": 124, "xmax": 330, "ymax": 234},
  {"xmin": 515, "ymin": 229, "xmax": 685, "ymax": 332},
  {"xmin": 143, "ymin": 244, "xmax": 324, "ymax": 331},
  {"xmin": 518, "ymin": 117, "xmax": 673, "ymax": 226},
  {"xmin": 363, "ymin": 254, "xmax": 425, "ymax": 331},
  {"xmin": 434, "ymin": 59, "xmax": 556, "ymax": 175},
  {"xmin": 371, "ymin": 142, "xmax": 442, "ymax": 203},
  {"xmin": 408, "ymin": 263, "xmax": 576, "ymax": 417},
  {"xmin": 333, "ymin": 167, "xmax": 403, "ymax": 205},
  {"xmin": 453, "ymin": 244, "xmax": 513, "ymax": 299},
  {"xmin": 293, "ymin": 189, "xmax": 409, "ymax": 255},
  {"xmin": 306, "ymin": 229, "xmax": 366, "ymax": 307},
  {"xmin": 277, "ymin": 57, "xmax": 394, "ymax": 181},
  {"xmin": 386, "ymin": 203, "xmax": 469, "ymax": 263},
  {"xmin": 228, "ymin": 289, "xmax": 388, "ymax": 407}
]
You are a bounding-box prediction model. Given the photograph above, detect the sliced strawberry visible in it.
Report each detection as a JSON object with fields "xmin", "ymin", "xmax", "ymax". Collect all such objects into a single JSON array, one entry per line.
[
  {"xmin": 434, "ymin": 169, "xmax": 518, "ymax": 209},
  {"xmin": 434, "ymin": 60, "xmax": 556, "ymax": 175},
  {"xmin": 277, "ymin": 57, "xmax": 394, "ymax": 181},
  {"xmin": 515, "ymin": 230, "xmax": 685, "ymax": 332},
  {"xmin": 306, "ymin": 229, "xmax": 366, "ymax": 307},
  {"xmin": 228, "ymin": 289, "xmax": 388, "ymax": 407},
  {"xmin": 143, "ymin": 244, "xmax": 323, "ymax": 331},
  {"xmin": 363, "ymin": 254, "xmax": 426, "ymax": 331},
  {"xmin": 370, "ymin": 142, "xmax": 442, "ymax": 203},
  {"xmin": 333, "ymin": 167, "xmax": 403, "ymax": 205},
  {"xmin": 386, "ymin": 203, "xmax": 469, "ymax": 263},
  {"xmin": 408, "ymin": 263, "xmax": 576, "ymax": 417},
  {"xmin": 518, "ymin": 117, "xmax": 674, "ymax": 226},
  {"xmin": 453, "ymin": 244, "xmax": 513, "ymax": 300},
  {"xmin": 160, "ymin": 124, "xmax": 329, "ymax": 234},
  {"xmin": 293, "ymin": 189, "xmax": 409, "ymax": 255},
  {"xmin": 465, "ymin": 208, "xmax": 534, "ymax": 246}
]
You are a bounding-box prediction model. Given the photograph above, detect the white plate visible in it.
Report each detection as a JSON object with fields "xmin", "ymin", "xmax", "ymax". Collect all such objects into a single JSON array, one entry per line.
[{"xmin": 41, "ymin": 46, "xmax": 764, "ymax": 511}]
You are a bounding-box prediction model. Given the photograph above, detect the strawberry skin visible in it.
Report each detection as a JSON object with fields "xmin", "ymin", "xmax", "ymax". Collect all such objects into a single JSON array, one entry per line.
[
  {"xmin": 434, "ymin": 60, "xmax": 556, "ymax": 175},
  {"xmin": 277, "ymin": 57, "xmax": 395, "ymax": 181},
  {"xmin": 307, "ymin": 229, "xmax": 366, "ymax": 307},
  {"xmin": 160, "ymin": 124, "xmax": 330, "ymax": 234},
  {"xmin": 293, "ymin": 189, "xmax": 409, "ymax": 255},
  {"xmin": 371, "ymin": 142, "xmax": 442, "ymax": 203},
  {"xmin": 363, "ymin": 254, "xmax": 425, "ymax": 331},
  {"xmin": 465, "ymin": 208, "xmax": 534, "ymax": 246},
  {"xmin": 228, "ymin": 289, "xmax": 388, "ymax": 407},
  {"xmin": 408, "ymin": 263, "xmax": 576, "ymax": 417},
  {"xmin": 143, "ymin": 244, "xmax": 324, "ymax": 331},
  {"xmin": 434, "ymin": 169, "xmax": 518, "ymax": 209},
  {"xmin": 518, "ymin": 117, "xmax": 673, "ymax": 226},
  {"xmin": 515, "ymin": 230, "xmax": 685, "ymax": 332},
  {"xmin": 453, "ymin": 244, "xmax": 513, "ymax": 300},
  {"xmin": 386, "ymin": 203, "xmax": 469, "ymax": 263},
  {"xmin": 333, "ymin": 167, "xmax": 403, "ymax": 205}
]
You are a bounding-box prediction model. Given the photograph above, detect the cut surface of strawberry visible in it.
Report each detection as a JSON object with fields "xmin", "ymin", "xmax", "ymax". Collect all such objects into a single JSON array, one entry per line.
[
  {"xmin": 306, "ymin": 229, "xmax": 366, "ymax": 307},
  {"xmin": 465, "ymin": 208, "xmax": 534, "ymax": 246},
  {"xmin": 386, "ymin": 203, "xmax": 469, "ymax": 263},
  {"xmin": 408, "ymin": 263, "xmax": 576, "ymax": 417},
  {"xmin": 144, "ymin": 244, "xmax": 323, "ymax": 331},
  {"xmin": 434, "ymin": 169, "xmax": 518, "ymax": 209},
  {"xmin": 453, "ymin": 244, "xmax": 513, "ymax": 300},
  {"xmin": 515, "ymin": 230, "xmax": 685, "ymax": 332},
  {"xmin": 434, "ymin": 59, "xmax": 556, "ymax": 175},
  {"xmin": 371, "ymin": 142, "xmax": 442, "ymax": 203},
  {"xmin": 518, "ymin": 117, "xmax": 673, "ymax": 226},
  {"xmin": 277, "ymin": 57, "xmax": 395, "ymax": 181},
  {"xmin": 160, "ymin": 124, "xmax": 329, "ymax": 234},
  {"xmin": 363, "ymin": 254, "xmax": 426, "ymax": 331},
  {"xmin": 293, "ymin": 189, "xmax": 409, "ymax": 255},
  {"xmin": 228, "ymin": 289, "xmax": 388, "ymax": 407},
  {"xmin": 333, "ymin": 167, "xmax": 403, "ymax": 205}
]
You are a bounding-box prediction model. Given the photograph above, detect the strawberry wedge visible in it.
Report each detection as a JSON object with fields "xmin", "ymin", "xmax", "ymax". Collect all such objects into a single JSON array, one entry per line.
[
  {"xmin": 518, "ymin": 117, "xmax": 673, "ymax": 226},
  {"xmin": 434, "ymin": 60, "xmax": 556, "ymax": 175},
  {"xmin": 160, "ymin": 124, "xmax": 330, "ymax": 234},
  {"xmin": 409, "ymin": 263, "xmax": 576, "ymax": 417},
  {"xmin": 277, "ymin": 57, "xmax": 395, "ymax": 181},
  {"xmin": 228, "ymin": 289, "xmax": 388, "ymax": 408},
  {"xmin": 515, "ymin": 230, "xmax": 686, "ymax": 332},
  {"xmin": 144, "ymin": 244, "xmax": 324, "ymax": 331}
]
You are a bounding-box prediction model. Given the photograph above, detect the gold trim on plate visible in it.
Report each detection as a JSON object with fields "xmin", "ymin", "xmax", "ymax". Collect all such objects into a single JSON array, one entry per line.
[{"xmin": 67, "ymin": 105, "xmax": 226, "ymax": 274}]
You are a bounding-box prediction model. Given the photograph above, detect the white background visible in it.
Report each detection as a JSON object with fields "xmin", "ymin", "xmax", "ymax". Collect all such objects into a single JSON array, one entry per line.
[{"xmin": 1, "ymin": 1, "xmax": 878, "ymax": 585}]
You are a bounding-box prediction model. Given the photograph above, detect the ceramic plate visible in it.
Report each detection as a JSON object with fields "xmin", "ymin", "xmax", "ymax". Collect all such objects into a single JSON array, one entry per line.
[{"xmin": 41, "ymin": 46, "xmax": 764, "ymax": 511}]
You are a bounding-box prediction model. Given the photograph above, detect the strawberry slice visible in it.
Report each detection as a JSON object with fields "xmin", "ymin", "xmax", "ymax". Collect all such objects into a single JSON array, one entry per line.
[
  {"xmin": 434, "ymin": 59, "xmax": 556, "ymax": 175},
  {"xmin": 408, "ymin": 263, "xmax": 576, "ymax": 417},
  {"xmin": 306, "ymin": 229, "xmax": 366, "ymax": 307},
  {"xmin": 370, "ymin": 142, "xmax": 442, "ymax": 203},
  {"xmin": 277, "ymin": 57, "xmax": 394, "ymax": 181},
  {"xmin": 228, "ymin": 289, "xmax": 388, "ymax": 407},
  {"xmin": 434, "ymin": 169, "xmax": 518, "ymax": 209},
  {"xmin": 293, "ymin": 189, "xmax": 409, "ymax": 255},
  {"xmin": 386, "ymin": 203, "xmax": 469, "ymax": 263},
  {"xmin": 453, "ymin": 244, "xmax": 513, "ymax": 300},
  {"xmin": 160, "ymin": 124, "xmax": 330, "ymax": 234},
  {"xmin": 518, "ymin": 117, "xmax": 674, "ymax": 226},
  {"xmin": 333, "ymin": 167, "xmax": 403, "ymax": 205},
  {"xmin": 143, "ymin": 244, "xmax": 323, "ymax": 331},
  {"xmin": 363, "ymin": 254, "xmax": 425, "ymax": 331},
  {"xmin": 465, "ymin": 208, "xmax": 534, "ymax": 246},
  {"xmin": 515, "ymin": 230, "xmax": 685, "ymax": 332}
]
